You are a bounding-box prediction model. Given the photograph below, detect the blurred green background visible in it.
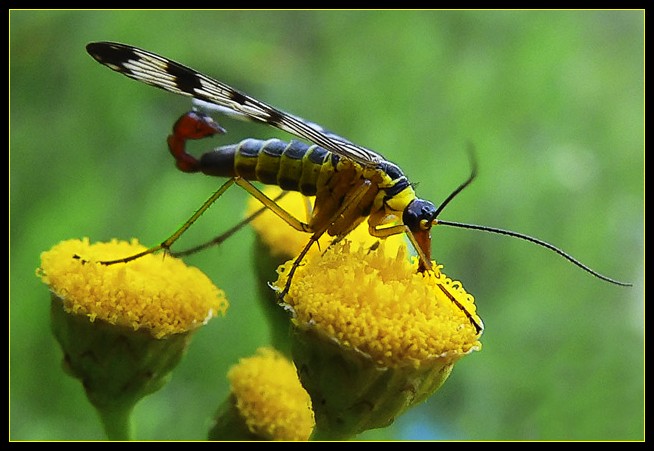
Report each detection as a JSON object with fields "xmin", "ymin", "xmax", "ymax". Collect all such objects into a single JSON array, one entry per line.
[{"xmin": 10, "ymin": 10, "xmax": 643, "ymax": 441}]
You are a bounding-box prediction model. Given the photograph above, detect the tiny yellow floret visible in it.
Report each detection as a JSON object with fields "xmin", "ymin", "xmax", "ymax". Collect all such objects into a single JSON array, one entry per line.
[
  {"xmin": 37, "ymin": 238, "xmax": 228, "ymax": 339},
  {"xmin": 228, "ymin": 347, "xmax": 315, "ymax": 441},
  {"xmin": 275, "ymin": 241, "xmax": 482, "ymax": 368}
]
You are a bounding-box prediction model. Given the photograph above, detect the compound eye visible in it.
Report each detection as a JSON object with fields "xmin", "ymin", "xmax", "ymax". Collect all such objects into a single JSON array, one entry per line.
[{"xmin": 403, "ymin": 199, "xmax": 438, "ymax": 233}]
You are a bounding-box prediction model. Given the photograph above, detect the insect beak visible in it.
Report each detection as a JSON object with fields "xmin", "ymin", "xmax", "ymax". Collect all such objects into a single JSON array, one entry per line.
[{"xmin": 412, "ymin": 228, "xmax": 433, "ymax": 273}]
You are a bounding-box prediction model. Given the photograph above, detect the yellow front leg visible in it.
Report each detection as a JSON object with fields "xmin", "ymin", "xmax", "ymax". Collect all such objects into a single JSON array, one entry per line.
[{"xmin": 368, "ymin": 210, "xmax": 433, "ymax": 272}]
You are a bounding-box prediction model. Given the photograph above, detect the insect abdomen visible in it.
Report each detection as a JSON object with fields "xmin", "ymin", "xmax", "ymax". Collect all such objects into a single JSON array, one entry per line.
[{"xmin": 198, "ymin": 138, "xmax": 331, "ymax": 196}]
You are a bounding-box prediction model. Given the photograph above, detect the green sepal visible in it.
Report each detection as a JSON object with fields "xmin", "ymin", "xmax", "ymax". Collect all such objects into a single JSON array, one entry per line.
[
  {"xmin": 251, "ymin": 236, "xmax": 294, "ymax": 358},
  {"xmin": 208, "ymin": 394, "xmax": 263, "ymax": 441},
  {"xmin": 291, "ymin": 324, "xmax": 454, "ymax": 441},
  {"xmin": 50, "ymin": 295, "xmax": 191, "ymax": 439}
]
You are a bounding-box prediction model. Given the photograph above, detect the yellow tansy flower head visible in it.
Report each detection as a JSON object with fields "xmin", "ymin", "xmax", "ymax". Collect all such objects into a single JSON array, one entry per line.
[
  {"xmin": 37, "ymin": 238, "xmax": 228, "ymax": 338},
  {"xmin": 276, "ymin": 240, "xmax": 481, "ymax": 367},
  {"xmin": 272, "ymin": 240, "xmax": 482, "ymax": 439},
  {"xmin": 226, "ymin": 347, "xmax": 314, "ymax": 441},
  {"xmin": 37, "ymin": 238, "xmax": 229, "ymax": 438}
]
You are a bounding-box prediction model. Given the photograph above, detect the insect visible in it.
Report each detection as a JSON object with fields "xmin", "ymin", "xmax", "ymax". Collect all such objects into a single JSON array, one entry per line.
[{"xmin": 84, "ymin": 42, "xmax": 631, "ymax": 334}]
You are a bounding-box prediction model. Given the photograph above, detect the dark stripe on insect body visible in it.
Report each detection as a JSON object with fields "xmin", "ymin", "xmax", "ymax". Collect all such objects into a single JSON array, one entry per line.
[
  {"xmin": 228, "ymin": 91, "xmax": 248, "ymax": 107},
  {"xmin": 169, "ymin": 66, "xmax": 204, "ymax": 96},
  {"xmin": 260, "ymin": 109, "xmax": 286, "ymax": 128},
  {"xmin": 276, "ymin": 141, "xmax": 305, "ymax": 191},
  {"xmin": 379, "ymin": 161, "xmax": 411, "ymax": 200},
  {"xmin": 300, "ymin": 146, "xmax": 330, "ymax": 195},
  {"xmin": 255, "ymin": 140, "xmax": 285, "ymax": 185}
]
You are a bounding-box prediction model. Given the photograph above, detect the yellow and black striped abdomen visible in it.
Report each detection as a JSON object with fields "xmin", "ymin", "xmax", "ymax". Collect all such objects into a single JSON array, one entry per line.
[{"xmin": 198, "ymin": 138, "xmax": 336, "ymax": 196}]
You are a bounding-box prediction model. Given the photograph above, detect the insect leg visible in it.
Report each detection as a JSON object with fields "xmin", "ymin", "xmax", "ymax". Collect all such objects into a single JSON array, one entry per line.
[
  {"xmin": 234, "ymin": 178, "xmax": 313, "ymax": 234},
  {"xmin": 171, "ymin": 191, "xmax": 289, "ymax": 258},
  {"xmin": 367, "ymin": 213, "xmax": 433, "ymax": 271},
  {"xmin": 367, "ymin": 213, "xmax": 482, "ymax": 333},
  {"xmin": 278, "ymin": 180, "xmax": 375, "ymax": 300},
  {"xmin": 92, "ymin": 177, "xmax": 237, "ymax": 265},
  {"xmin": 100, "ymin": 178, "xmax": 315, "ymax": 266}
]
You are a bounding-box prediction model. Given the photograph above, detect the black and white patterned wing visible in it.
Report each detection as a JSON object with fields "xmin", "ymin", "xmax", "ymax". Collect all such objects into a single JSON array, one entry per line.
[{"xmin": 86, "ymin": 42, "xmax": 385, "ymax": 167}]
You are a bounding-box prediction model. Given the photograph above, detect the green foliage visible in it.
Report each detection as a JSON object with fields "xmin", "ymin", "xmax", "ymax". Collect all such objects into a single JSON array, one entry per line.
[{"xmin": 10, "ymin": 10, "xmax": 643, "ymax": 440}]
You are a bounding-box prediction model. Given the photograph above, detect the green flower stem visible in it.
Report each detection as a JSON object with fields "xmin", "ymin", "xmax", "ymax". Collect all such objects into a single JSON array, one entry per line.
[
  {"xmin": 252, "ymin": 237, "xmax": 294, "ymax": 358},
  {"xmin": 208, "ymin": 395, "xmax": 260, "ymax": 441},
  {"xmin": 309, "ymin": 424, "xmax": 354, "ymax": 441},
  {"xmin": 96, "ymin": 402, "xmax": 134, "ymax": 441},
  {"xmin": 50, "ymin": 296, "xmax": 192, "ymax": 440}
]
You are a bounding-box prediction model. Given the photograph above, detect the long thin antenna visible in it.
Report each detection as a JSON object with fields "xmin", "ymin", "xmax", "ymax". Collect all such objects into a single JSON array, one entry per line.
[
  {"xmin": 433, "ymin": 145, "xmax": 477, "ymax": 218},
  {"xmin": 436, "ymin": 219, "xmax": 631, "ymax": 287}
]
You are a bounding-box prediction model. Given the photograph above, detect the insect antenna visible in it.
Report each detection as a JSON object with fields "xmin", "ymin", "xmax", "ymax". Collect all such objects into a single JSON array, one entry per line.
[
  {"xmin": 433, "ymin": 146, "xmax": 478, "ymax": 218},
  {"xmin": 431, "ymin": 146, "xmax": 630, "ymax": 287},
  {"xmin": 436, "ymin": 219, "xmax": 631, "ymax": 287}
]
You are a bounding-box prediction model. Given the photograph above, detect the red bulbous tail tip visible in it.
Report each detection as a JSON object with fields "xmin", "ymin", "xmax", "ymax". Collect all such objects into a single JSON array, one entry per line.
[{"xmin": 167, "ymin": 111, "xmax": 226, "ymax": 173}]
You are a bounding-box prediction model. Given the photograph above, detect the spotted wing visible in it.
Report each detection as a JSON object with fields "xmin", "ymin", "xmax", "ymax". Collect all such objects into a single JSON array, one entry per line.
[{"xmin": 86, "ymin": 41, "xmax": 385, "ymax": 167}]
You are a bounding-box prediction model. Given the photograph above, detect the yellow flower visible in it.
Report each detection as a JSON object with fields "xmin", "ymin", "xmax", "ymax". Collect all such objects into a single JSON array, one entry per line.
[
  {"xmin": 212, "ymin": 347, "xmax": 314, "ymax": 441},
  {"xmin": 277, "ymin": 240, "xmax": 481, "ymax": 367},
  {"xmin": 37, "ymin": 238, "xmax": 228, "ymax": 338},
  {"xmin": 272, "ymin": 240, "xmax": 482, "ymax": 439},
  {"xmin": 248, "ymin": 185, "xmax": 483, "ymax": 439},
  {"xmin": 37, "ymin": 238, "xmax": 228, "ymax": 440}
]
